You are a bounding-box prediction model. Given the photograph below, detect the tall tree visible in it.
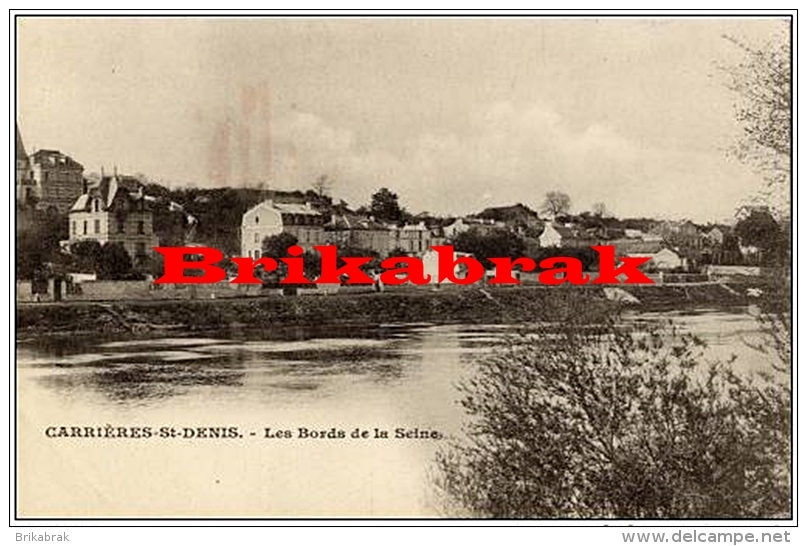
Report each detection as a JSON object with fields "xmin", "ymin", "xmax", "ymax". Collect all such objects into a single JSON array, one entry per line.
[
  {"xmin": 724, "ymin": 33, "xmax": 791, "ymax": 370},
  {"xmin": 370, "ymin": 188, "xmax": 404, "ymax": 223},
  {"xmin": 723, "ymin": 34, "xmax": 791, "ymax": 194},
  {"xmin": 312, "ymin": 174, "xmax": 332, "ymax": 198},
  {"xmin": 734, "ymin": 207, "xmax": 787, "ymax": 265},
  {"xmin": 541, "ymin": 191, "xmax": 571, "ymax": 217}
]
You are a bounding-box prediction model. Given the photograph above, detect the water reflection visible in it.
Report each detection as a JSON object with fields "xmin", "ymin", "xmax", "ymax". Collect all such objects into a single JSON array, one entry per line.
[
  {"xmin": 15, "ymin": 309, "xmax": 776, "ymax": 517},
  {"xmin": 38, "ymin": 355, "xmax": 249, "ymax": 403},
  {"xmin": 17, "ymin": 310, "xmax": 771, "ymax": 407},
  {"xmin": 18, "ymin": 327, "xmax": 428, "ymax": 405}
]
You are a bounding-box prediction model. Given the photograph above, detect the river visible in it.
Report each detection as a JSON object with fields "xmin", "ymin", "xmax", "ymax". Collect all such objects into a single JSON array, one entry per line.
[{"xmin": 15, "ymin": 308, "xmax": 781, "ymax": 518}]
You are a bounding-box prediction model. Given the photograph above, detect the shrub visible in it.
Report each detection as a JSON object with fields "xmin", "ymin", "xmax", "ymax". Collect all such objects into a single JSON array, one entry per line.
[{"xmin": 436, "ymin": 314, "xmax": 791, "ymax": 518}]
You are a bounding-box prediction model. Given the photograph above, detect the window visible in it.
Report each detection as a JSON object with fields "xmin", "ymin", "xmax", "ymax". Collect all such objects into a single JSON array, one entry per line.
[
  {"xmin": 254, "ymin": 232, "xmax": 259, "ymax": 243},
  {"xmin": 93, "ymin": 199, "xmax": 99, "ymax": 212},
  {"xmin": 118, "ymin": 220, "xmax": 125, "ymax": 234},
  {"xmin": 71, "ymin": 221, "xmax": 76, "ymax": 235},
  {"xmin": 135, "ymin": 242, "xmax": 147, "ymax": 257},
  {"xmin": 94, "ymin": 219, "xmax": 100, "ymax": 234},
  {"xmin": 255, "ymin": 216, "xmax": 260, "ymax": 224},
  {"xmin": 254, "ymin": 249, "xmax": 260, "ymax": 259},
  {"xmin": 137, "ymin": 221, "xmax": 145, "ymax": 235},
  {"xmin": 83, "ymin": 221, "xmax": 87, "ymax": 235}
]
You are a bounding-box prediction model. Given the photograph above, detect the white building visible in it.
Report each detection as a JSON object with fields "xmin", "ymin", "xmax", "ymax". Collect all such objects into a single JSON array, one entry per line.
[
  {"xmin": 627, "ymin": 248, "xmax": 685, "ymax": 271},
  {"xmin": 395, "ymin": 222, "xmax": 434, "ymax": 255},
  {"xmin": 241, "ymin": 200, "xmax": 325, "ymax": 259},
  {"xmin": 539, "ymin": 222, "xmax": 576, "ymax": 248}
]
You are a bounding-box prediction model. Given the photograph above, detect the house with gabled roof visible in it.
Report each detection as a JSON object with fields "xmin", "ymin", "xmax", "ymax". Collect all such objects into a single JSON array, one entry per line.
[
  {"xmin": 538, "ymin": 222, "xmax": 595, "ymax": 248},
  {"xmin": 66, "ymin": 173, "xmax": 158, "ymax": 268},
  {"xmin": 539, "ymin": 223, "xmax": 568, "ymax": 247},
  {"xmin": 324, "ymin": 213, "xmax": 395, "ymax": 255}
]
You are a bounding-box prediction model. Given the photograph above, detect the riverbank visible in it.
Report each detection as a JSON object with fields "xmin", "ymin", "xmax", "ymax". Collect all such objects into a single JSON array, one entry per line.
[{"xmin": 15, "ymin": 283, "xmax": 753, "ymax": 338}]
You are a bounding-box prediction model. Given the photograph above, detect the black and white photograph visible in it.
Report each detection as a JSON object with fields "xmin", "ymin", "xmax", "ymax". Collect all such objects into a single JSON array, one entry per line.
[{"xmin": 12, "ymin": 14, "xmax": 793, "ymax": 523}]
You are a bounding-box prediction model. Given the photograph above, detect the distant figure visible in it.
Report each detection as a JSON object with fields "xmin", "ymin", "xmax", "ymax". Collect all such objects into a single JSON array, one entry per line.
[{"xmin": 372, "ymin": 272, "xmax": 384, "ymax": 292}]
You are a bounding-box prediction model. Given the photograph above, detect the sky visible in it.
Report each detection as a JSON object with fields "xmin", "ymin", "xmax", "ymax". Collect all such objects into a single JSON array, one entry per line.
[{"xmin": 16, "ymin": 17, "xmax": 790, "ymax": 222}]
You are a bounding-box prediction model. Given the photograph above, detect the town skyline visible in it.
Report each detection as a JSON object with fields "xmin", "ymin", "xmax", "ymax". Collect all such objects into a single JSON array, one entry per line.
[{"xmin": 16, "ymin": 17, "xmax": 789, "ymax": 223}]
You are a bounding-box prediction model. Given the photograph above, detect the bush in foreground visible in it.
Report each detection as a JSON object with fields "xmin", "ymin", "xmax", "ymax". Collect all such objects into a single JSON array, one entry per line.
[{"xmin": 436, "ymin": 314, "xmax": 790, "ymax": 519}]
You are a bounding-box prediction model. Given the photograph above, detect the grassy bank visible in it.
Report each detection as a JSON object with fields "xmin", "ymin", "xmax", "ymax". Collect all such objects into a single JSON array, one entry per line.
[{"xmin": 15, "ymin": 283, "xmax": 751, "ymax": 338}]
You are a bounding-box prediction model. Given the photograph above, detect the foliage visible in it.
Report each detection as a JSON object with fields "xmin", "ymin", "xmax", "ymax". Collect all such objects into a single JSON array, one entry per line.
[
  {"xmin": 735, "ymin": 208, "xmax": 781, "ymax": 248},
  {"xmin": 261, "ymin": 232, "xmax": 300, "ymax": 259},
  {"xmin": 15, "ymin": 210, "xmax": 69, "ymax": 279},
  {"xmin": 149, "ymin": 250, "xmax": 165, "ymax": 279},
  {"xmin": 152, "ymin": 186, "xmax": 330, "ymax": 254},
  {"xmin": 96, "ymin": 242, "xmax": 136, "ymax": 280},
  {"xmin": 312, "ymin": 174, "xmax": 332, "ymax": 198},
  {"xmin": 259, "ymin": 233, "xmax": 298, "ymax": 284},
  {"xmin": 750, "ymin": 269, "xmax": 792, "ymax": 373},
  {"xmin": 541, "ymin": 191, "xmax": 572, "ymax": 217},
  {"xmin": 723, "ymin": 34, "xmax": 790, "ymax": 190},
  {"xmin": 370, "ymin": 187, "xmax": 405, "ymax": 224},
  {"xmin": 260, "ymin": 235, "xmax": 383, "ymax": 283},
  {"xmin": 336, "ymin": 246, "xmax": 382, "ymax": 274},
  {"xmin": 180, "ymin": 188, "xmax": 268, "ymax": 255},
  {"xmin": 530, "ymin": 246, "xmax": 600, "ymax": 271},
  {"xmin": 258, "ymin": 233, "xmax": 323, "ymax": 284},
  {"xmin": 66, "ymin": 240, "xmax": 139, "ymax": 280},
  {"xmin": 452, "ymin": 229, "xmax": 526, "ymax": 269},
  {"xmin": 723, "ymin": 35, "xmax": 792, "ymax": 376},
  {"xmin": 151, "ymin": 208, "xmax": 191, "ymax": 247},
  {"xmin": 734, "ymin": 208, "xmax": 788, "ymax": 265},
  {"xmin": 437, "ymin": 312, "xmax": 791, "ymax": 518},
  {"xmin": 699, "ymin": 232, "xmax": 743, "ymax": 266},
  {"xmin": 70, "ymin": 240, "xmax": 103, "ymax": 273}
]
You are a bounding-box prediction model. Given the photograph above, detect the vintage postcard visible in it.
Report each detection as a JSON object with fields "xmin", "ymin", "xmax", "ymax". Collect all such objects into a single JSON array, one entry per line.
[{"xmin": 13, "ymin": 14, "xmax": 793, "ymax": 521}]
